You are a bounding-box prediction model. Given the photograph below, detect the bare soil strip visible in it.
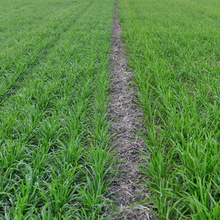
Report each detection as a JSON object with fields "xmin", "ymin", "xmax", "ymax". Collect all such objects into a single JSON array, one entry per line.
[{"xmin": 109, "ymin": 4, "xmax": 153, "ymax": 220}]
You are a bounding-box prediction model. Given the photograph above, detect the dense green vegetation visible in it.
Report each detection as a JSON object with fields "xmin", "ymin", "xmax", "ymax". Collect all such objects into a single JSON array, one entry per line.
[
  {"xmin": 118, "ymin": 0, "xmax": 220, "ymax": 219},
  {"xmin": 0, "ymin": 0, "xmax": 94, "ymax": 100},
  {"xmin": 1, "ymin": 0, "xmax": 220, "ymax": 218},
  {"xmin": 0, "ymin": 0, "xmax": 115, "ymax": 218}
]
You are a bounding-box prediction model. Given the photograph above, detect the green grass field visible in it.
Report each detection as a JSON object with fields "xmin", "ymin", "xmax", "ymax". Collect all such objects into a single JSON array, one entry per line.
[
  {"xmin": 0, "ymin": 0, "xmax": 220, "ymax": 219},
  {"xmin": 0, "ymin": 0, "xmax": 115, "ymax": 218},
  {"xmin": 118, "ymin": 0, "xmax": 220, "ymax": 219}
]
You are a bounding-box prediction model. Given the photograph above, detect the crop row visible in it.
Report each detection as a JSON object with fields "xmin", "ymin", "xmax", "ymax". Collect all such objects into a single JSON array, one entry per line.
[
  {"xmin": 0, "ymin": 0, "xmax": 94, "ymax": 101},
  {"xmin": 0, "ymin": 0, "xmax": 114, "ymax": 218},
  {"xmin": 118, "ymin": 0, "xmax": 220, "ymax": 219}
]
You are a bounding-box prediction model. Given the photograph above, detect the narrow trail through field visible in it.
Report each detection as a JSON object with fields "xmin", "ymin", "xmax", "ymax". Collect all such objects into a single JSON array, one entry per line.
[{"xmin": 109, "ymin": 5, "xmax": 153, "ymax": 220}]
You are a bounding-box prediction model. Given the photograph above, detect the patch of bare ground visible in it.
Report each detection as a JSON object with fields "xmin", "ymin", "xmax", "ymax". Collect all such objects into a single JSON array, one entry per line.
[{"xmin": 108, "ymin": 4, "xmax": 153, "ymax": 220}]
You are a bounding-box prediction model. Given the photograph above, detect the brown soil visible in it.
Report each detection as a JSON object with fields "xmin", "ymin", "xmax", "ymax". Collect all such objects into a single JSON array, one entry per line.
[{"xmin": 108, "ymin": 4, "xmax": 153, "ymax": 220}]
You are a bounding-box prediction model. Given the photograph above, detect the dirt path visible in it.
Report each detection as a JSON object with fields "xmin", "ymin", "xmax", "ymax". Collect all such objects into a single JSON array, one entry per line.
[{"xmin": 109, "ymin": 4, "xmax": 153, "ymax": 220}]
